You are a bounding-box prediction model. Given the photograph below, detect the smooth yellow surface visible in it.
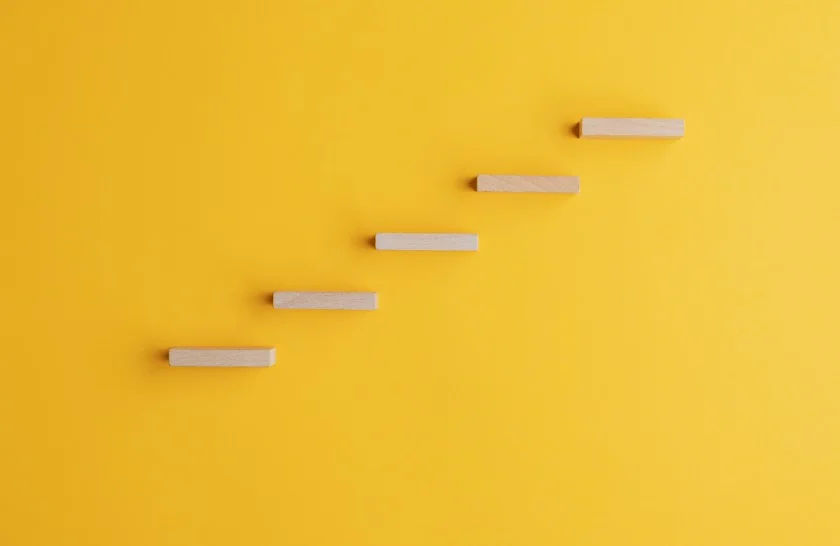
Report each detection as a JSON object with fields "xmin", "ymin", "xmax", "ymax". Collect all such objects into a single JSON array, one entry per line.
[{"xmin": 2, "ymin": 1, "xmax": 840, "ymax": 544}]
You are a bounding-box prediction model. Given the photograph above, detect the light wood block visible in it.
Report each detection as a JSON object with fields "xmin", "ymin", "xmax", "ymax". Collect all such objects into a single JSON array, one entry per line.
[
  {"xmin": 169, "ymin": 347, "xmax": 276, "ymax": 367},
  {"xmin": 579, "ymin": 117, "xmax": 684, "ymax": 139},
  {"xmin": 375, "ymin": 233, "xmax": 478, "ymax": 251},
  {"xmin": 273, "ymin": 291, "xmax": 377, "ymax": 310},
  {"xmin": 477, "ymin": 174, "xmax": 580, "ymax": 193}
]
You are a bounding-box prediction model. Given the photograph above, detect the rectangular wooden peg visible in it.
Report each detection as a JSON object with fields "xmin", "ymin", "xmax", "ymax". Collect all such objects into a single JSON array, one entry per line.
[
  {"xmin": 168, "ymin": 347, "xmax": 276, "ymax": 368},
  {"xmin": 477, "ymin": 174, "xmax": 580, "ymax": 193},
  {"xmin": 579, "ymin": 117, "xmax": 685, "ymax": 139},
  {"xmin": 375, "ymin": 233, "xmax": 478, "ymax": 251},
  {"xmin": 273, "ymin": 291, "xmax": 377, "ymax": 310}
]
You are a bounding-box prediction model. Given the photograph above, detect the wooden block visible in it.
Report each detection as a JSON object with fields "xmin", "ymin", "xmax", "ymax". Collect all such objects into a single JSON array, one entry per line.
[
  {"xmin": 375, "ymin": 233, "xmax": 478, "ymax": 251},
  {"xmin": 579, "ymin": 117, "xmax": 684, "ymax": 139},
  {"xmin": 477, "ymin": 174, "xmax": 580, "ymax": 193},
  {"xmin": 273, "ymin": 291, "xmax": 377, "ymax": 310},
  {"xmin": 169, "ymin": 347, "xmax": 276, "ymax": 367}
]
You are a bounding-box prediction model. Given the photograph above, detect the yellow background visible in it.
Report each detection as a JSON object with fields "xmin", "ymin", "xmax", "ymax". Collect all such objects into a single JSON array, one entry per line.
[{"xmin": 2, "ymin": 0, "xmax": 840, "ymax": 544}]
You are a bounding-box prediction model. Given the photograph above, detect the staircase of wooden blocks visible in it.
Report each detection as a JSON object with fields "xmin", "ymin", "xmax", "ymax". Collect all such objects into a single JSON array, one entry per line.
[{"xmin": 169, "ymin": 117, "xmax": 684, "ymax": 367}]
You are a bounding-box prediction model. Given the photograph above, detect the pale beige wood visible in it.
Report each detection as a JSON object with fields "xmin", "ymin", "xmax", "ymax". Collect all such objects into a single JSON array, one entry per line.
[
  {"xmin": 375, "ymin": 233, "xmax": 478, "ymax": 251},
  {"xmin": 477, "ymin": 174, "xmax": 580, "ymax": 193},
  {"xmin": 579, "ymin": 117, "xmax": 684, "ymax": 139},
  {"xmin": 273, "ymin": 291, "xmax": 377, "ymax": 310},
  {"xmin": 169, "ymin": 347, "xmax": 275, "ymax": 367}
]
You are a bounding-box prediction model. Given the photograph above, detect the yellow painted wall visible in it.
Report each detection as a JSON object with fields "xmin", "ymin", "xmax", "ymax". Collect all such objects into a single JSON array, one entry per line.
[{"xmin": 2, "ymin": 0, "xmax": 840, "ymax": 544}]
